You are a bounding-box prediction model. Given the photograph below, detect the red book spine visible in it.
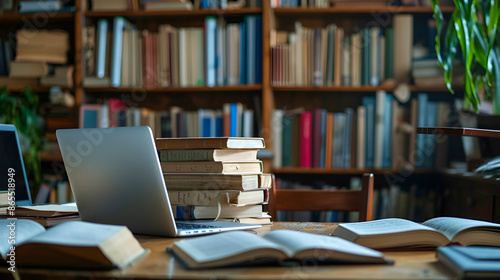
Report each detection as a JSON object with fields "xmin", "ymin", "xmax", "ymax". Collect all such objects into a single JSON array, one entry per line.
[{"xmin": 300, "ymin": 111, "xmax": 313, "ymax": 168}]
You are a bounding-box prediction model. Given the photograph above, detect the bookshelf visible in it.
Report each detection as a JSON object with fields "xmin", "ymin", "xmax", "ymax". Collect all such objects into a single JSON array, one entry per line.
[{"xmin": 0, "ymin": 0, "xmax": 466, "ymax": 211}]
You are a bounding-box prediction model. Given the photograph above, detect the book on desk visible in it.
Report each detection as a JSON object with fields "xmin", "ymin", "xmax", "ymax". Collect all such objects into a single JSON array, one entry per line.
[
  {"xmin": 0, "ymin": 219, "xmax": 147, "ymax": 269},
  {"xmin": 169, "ymin": 229, "xmax": 391, "ymax": 269},
  {"xmin": 331, "ymin": 217, "xmax": 500, "ymax": 249}
]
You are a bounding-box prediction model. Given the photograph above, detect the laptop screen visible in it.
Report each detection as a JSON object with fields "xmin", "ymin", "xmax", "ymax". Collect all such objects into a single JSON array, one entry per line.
[{"xmin": 0, "ymin": 125, "xmax": 32, "ymax": 206}]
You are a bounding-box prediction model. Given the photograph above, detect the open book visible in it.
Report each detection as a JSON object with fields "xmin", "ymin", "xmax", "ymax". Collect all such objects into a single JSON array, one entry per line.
[
  {"xmin": 0, "ymin": 219, "xmax": 147, "ymax": 269},
  {"xmin": 331, "ymin": 217, "xmax": 500, "ymax": 249},
  {"xmin": 170, "ymin": 229, "xmax": 390, "ymax": 269}
]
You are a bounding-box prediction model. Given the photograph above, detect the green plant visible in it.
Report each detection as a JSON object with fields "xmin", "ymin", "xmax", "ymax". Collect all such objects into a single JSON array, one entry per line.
[
  {"xmin": 0, "ymin": 86, "xmax": 44, "ymax": 189},
  {"xmin": 432, "ymin": 0, "xmax": 500, "ymax": 113}
]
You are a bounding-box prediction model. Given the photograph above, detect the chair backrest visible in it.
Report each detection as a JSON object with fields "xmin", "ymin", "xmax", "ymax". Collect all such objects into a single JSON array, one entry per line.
[{"xmin": 268, "ymin": 173, "xmax": 374, "ymax": 222}]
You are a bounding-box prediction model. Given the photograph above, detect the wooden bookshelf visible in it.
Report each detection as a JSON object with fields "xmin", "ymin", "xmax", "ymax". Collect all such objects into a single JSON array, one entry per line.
[
  {"xmin": 0, "ymin": 0, "xmax": 465, "ymax": 207},
  {"xmin": 273, "ymin": 167, "xmax": 437, "ymax": 175},
  {"xmin": 85, "ymin": 8, "xmax": 262, "ymax": 18}
]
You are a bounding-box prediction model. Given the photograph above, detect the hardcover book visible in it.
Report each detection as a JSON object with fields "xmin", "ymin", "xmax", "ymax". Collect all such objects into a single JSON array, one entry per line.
[
  {"xmin": 167, "ymin": 189, "xmax": 265, "ymax": 207},
  {"xmin": 159, "ymin": 149, "xmax": 258, "ymax": 162},
  {"xmin": 163, "ymin": 174, "xmax": 267, "ymax": 191},
  {"xmin": 155, "ymin": 137, "xmax": 265, "ymax": 150},
  {"xmin": 0, "ymin": 219, "xmax": 147, "ymax": 269},
  {"xmin": 160, "ymin": 161, "xmax": 263, "ymax": 174},
  {"xmin": 172, "ymin": 204, "xmax": 263, "ymax": 220},
  {"xmin": 437, "ymin": 246, "xmax": 500, "ymax": 279},
  {"xmin": 332, "ymin": 217, "xmax": 500, "ymax": 249},
  {"xmin": 170, "ymin": 229, "xmax": 389, "ymax": 269}
]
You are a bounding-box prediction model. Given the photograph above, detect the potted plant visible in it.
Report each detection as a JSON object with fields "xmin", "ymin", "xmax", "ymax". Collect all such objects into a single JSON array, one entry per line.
[
  {"xmin": 431, "ymin": 0, "xmax": 499, "ymax": 113},
  {"xmin": 0, "ymin": 86, "xmax": 45, "ymax": 190}
]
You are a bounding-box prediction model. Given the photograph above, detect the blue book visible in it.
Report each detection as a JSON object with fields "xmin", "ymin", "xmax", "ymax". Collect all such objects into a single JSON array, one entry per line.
[
  {"xmin": 437, "ymin": 246, "xmax": 500, "ymax": 279},
  {"xmin": 215, "ymin": 112, "xmax": 223, "ymax": 137},
  {"xmin": 255, "ymin": 15, "xmax": 262, "ymax": 84},
  {"xmin": 79, "ymin": 104, "xmax": 101, "ymax": 128},
  {"xmin": 110, "ymin": 17, "xmax": 125, "ymax": 87},
  {"xmin": 245, "ymin": 15, "xmax": 256, "ymax": 84},
  {"xmin": 96, "ymin": 19, "xmax": 108, "ymax": 79},
  {"xmin": 416, "ymin": 93, "xmax": 428, "ymax": 167},
  {"xmin": 205, "ymin": 17, "xmax": 217, "ymax": 87},
  {"xmin": 203, "ymin": 116, "xmax": 212, "ymax": 137},
  {"xmin": 363, "ymin": 96, "xmax": 376, "ymax": 168},
  {"xmin": 343, "ymin": 107, "xmax": 353, "ymax": 169},
  {"xmin": 230, "ymin": 103, "xmax": 238, "ymax": 137},
  {"xmin": 381, "ymin": 94, "xmax": 393, "ymax": 168},
  {"xmin": 239, "ymin": 21, "xmax": 247, "ymax": 84}
]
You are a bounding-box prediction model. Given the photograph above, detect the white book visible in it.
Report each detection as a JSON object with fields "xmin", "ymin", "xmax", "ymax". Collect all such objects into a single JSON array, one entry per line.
[
  {"xmin": 294, "ymin": 21, "xmax": 303, "ymax": 86},
  {"xmin": 178, "ymin": 28, "xmax": 187, "ymax": 87}
]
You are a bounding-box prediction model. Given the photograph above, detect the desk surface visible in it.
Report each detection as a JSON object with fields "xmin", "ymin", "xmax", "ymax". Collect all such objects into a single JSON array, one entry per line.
[{"xmin": 7, "ymin": 222, "xmax": 455, "ymax": 280}]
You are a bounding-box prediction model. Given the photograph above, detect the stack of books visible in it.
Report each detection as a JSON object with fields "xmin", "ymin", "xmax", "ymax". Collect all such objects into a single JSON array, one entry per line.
[{"xmin": 155, "ymin": 137, "xmax": 272, "ymax": 224}]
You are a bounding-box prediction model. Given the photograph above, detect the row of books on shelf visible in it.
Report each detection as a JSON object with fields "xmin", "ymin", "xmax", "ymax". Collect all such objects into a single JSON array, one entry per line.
[
  {"xmin": 275, "ymin": 177, "xmax": 439, "ymax": 223},
  {"xmin": 272, "ymin": 91, "xmax": 450, "ymax": 170},
  {"xmin": 80, "ymin": 100, "xmax": 257, "ymax": 138},
  {"xmin": 89, "ymin": 0, "xmax": 259, "ymax": 12},
  {"xmin": 271, "ymin": 0, "xmax": 392, "ymax": 8},
  {"xmin": 83, "ymin": 15, "xmax": 262, "ymax": 88},
  {"xmin": 155, "ymin": 136, "xmax": 271, "ymax": 223},
  {"xmin": 270, "ymin": 0, "xmax": 452, "ymax": 8},
  {"xmin": 0, "ymin": 29, "xmax": 74, "ymax": 87},
  {"xmin": 270, "ymin": 17, "xmax": 403, "ymax": 87},
  {"xmin": 0, "ymin": 0, "xmax": 75, "ymax": 14}
]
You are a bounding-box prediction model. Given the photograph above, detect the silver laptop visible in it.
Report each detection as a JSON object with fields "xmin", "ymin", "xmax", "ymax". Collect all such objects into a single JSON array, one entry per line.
[
  {"xmin": 0, "ymin": 124, "xmax": 32, "ymax": 206},
  {"xmin": 56, "ymin": 126, "xmax": 261, "ymax": 236}
]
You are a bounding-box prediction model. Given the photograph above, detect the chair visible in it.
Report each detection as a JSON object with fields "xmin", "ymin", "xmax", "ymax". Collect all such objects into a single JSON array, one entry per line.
[{"xmin": 268, "ymin": 173, "xmax": 374, "ymax": 222}]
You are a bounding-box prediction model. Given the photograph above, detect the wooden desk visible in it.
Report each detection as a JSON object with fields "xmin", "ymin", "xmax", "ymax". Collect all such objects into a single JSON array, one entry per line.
[{"xmin": 4, "ymin": 222, "xmax": 455, "ymax": 280}]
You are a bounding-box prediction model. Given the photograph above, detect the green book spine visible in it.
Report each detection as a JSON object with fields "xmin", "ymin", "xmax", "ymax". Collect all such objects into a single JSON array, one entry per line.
[
  {"xmin": 362, "ymin": 28, "xmax": 371, "ymax": 86},
  {"xmin": 282, "ymin": 114, "xmax": 294, "ymax": 167},
  {"xmin": 159, "ymin": 150, "xmax": 213, "ymax": 161},
  {"xmin": 384, "ymin": 27, "xmax": 394, "ymax": 80}
]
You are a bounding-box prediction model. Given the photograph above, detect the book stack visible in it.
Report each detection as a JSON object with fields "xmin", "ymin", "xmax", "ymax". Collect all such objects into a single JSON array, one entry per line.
[{"xmin": 155, "ymin": 137, "xmax": 272, "ymax": 224}]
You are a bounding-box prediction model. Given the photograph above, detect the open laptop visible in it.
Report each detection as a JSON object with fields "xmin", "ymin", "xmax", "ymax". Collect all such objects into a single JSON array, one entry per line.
[
  {"xmin": 0, "ymin": 124, "xmax": 33, "ymax": 206},
  {"xmin": 56, "ymin": 126, "xmax": 261, "ymax": 237}
]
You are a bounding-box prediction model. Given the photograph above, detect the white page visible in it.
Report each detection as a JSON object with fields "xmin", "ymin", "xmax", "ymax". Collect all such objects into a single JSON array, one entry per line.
[
  {"xmin": 423, "ymin": 217, "xmax": 500, "ymax": 241},
  {"xmin": 263, "ymin": 230, "xmax": 383, "ymax": 259},
  {"xmin": 174, "ymin": 231, "xmax": 284, "ymax": 264},
  {"xmin": 338, "ymin": 218, "xmax": 437, "ymax": 235}
]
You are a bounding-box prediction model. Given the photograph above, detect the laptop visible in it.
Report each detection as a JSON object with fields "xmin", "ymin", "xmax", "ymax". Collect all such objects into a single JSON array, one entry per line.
[
  {"xmin": 56, "ymin": 126, "xmax": 261, "ymax": 237},
  {"xmin": 0, "ymin": 124, "xmax": 33, "ymax": 206}
]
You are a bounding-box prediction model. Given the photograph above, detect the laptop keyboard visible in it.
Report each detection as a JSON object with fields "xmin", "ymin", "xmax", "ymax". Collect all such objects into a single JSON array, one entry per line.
[{"xmin": 176, "ymin": 223, "xmax": 219, "ymax": 230}]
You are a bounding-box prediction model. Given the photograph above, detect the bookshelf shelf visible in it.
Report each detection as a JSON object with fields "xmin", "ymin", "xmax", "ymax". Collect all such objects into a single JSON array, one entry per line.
[
  {"xmin": 83, "ymin": 85, "xmax": 263, "ymax": 93},
  {"xmin": 273, "ymin": 167, "xmax": 437, "ymax": 175},
  {"xmin": 272, "ymin": 85, "xmax": 396, "ymax": 92},
  {"xmin": 84, "ymin": 8, "xmax": 262, "ymax": 18},
  {"xmin": 272, "ymin": 6, "xmax": 454, "ymax": 15},
  {"xmin": 0, "ymin": 12, "xmax": 75, "ymax": 23}
]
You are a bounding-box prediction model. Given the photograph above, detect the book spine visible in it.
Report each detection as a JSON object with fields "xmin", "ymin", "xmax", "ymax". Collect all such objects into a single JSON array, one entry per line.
[
  {"xmin": 111, "ymin": 17, "xmax": 125, "ymax": 87},
  {"xmin": 168, "ymin": 190, "xmax": 240, "ymax": 206},
  {"xmin": 159, "ymin": 150, "xmax": 215, "ymax": 161},
  {"xmin": 205, "ymin": 17, "xmax": 217, "ymax": 87},
  {"xmin": 156, "ymin": 138, "xmax": 228, "ymax": 149},
  {"xmin": 96, "ymin": 19, "xmax": 108, "ymax": 78},
  {"xmin": 160, "ymin": 161, "xmax": 263, "ymax": 174},
  {"xmin": 300, "ymin": 111, "xmax": 312, "ymax": 167}
]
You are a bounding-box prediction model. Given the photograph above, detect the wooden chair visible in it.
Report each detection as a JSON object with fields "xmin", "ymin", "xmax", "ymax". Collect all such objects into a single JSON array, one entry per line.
[{"xmin": 268, "ymin": 173, "xmax": 374, "ymax": 222}]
